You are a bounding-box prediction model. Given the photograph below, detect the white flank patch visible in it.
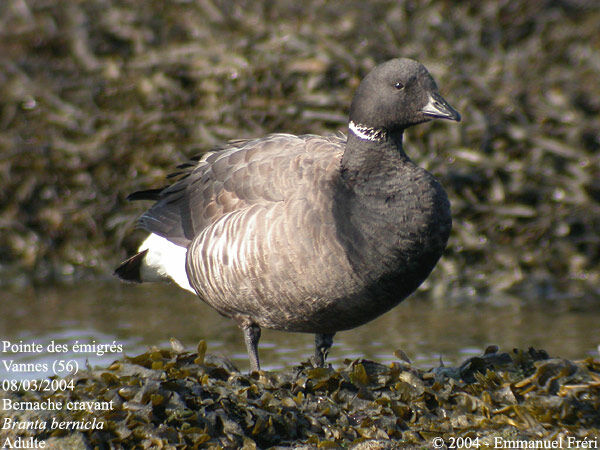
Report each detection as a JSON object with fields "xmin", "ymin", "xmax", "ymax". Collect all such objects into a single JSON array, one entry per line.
[
  {"xmin": 348, "ymin": 120, "xmax": 387, "ymax": 142},
  {"xmin": 138, "ymin": 233, "xmax": 195, "ymax": 294}
]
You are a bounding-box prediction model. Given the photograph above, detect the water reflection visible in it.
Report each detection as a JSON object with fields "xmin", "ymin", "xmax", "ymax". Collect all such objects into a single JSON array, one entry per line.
[{"xmin": 1, "ymin": 281, "xmax": 598, "ymax": 380}]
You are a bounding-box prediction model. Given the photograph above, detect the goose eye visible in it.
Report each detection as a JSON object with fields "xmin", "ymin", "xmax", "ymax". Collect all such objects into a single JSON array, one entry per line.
[{"xmin": 394, "ymin": 82, "xmax": 404, "ymax": 90}]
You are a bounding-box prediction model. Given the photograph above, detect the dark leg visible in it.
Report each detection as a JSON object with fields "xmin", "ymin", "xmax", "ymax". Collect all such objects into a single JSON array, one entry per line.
[
  {"xmin": 242, "ymin": 322, "xmax": 262, "ymax": 372},
  {"xmin": 313, "ymin": 333, "xmax": 335, "ymax": 367}
]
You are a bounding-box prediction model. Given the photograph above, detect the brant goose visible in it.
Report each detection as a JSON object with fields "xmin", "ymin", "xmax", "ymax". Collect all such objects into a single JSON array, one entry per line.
[{"xmin": 116, "ymin": 58, "xmax": 461, "ymax": 372}]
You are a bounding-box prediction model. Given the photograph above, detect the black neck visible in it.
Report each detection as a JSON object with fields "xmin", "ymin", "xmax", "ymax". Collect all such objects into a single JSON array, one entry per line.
[
  {"xmin": 340, "ymin": 128, "xmax": 409, "ymax": 188},
  {"xmin": 334, "ymin": 124, "xmax": 451, "ymax": 306}
]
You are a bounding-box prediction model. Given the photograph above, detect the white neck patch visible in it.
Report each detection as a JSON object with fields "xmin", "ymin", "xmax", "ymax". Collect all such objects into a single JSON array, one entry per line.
[{"xmin": 348, "ymin": 121, "xmax": 387, "ymax": 142}]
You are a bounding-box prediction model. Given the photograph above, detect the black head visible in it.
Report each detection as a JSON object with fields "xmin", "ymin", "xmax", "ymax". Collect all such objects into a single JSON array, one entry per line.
[{"xmin": 349, "ymin": 58, "xmax": 460, "ymax": 136}]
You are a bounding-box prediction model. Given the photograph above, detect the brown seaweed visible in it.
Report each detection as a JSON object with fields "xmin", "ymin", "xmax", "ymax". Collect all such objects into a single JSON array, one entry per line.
[
  {"xmin": 1, "ymin": 343, "xmax": 598, "ymax": 448},
  {"xmin": 0, "ymin": 1, "xmax": 599, "ymax": 302}
]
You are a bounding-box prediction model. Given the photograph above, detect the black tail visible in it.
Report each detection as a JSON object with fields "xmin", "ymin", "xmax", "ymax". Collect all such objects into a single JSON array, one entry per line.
[
  {"xmin": 127, "ymin": 188, "xmax": 165, "ymax": 201},
  {"xmin": 114, "ymin": 250, "xmax": 148, "ymax": 282}
]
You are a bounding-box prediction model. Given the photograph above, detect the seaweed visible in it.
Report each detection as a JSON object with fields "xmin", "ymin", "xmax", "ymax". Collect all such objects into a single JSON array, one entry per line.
[
  {"xmin": 0, "ymin": 1, "xmax": 599, "ymax": 302},
  {"xmin": 1, "ymin": 342, "xmax": 598, "ymax": 448}
]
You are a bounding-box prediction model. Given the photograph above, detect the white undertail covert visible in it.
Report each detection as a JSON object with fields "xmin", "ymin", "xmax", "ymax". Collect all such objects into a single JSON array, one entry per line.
[{"xmin": 138, "ymin": 233, "xmax": 195, "ymax": 294}]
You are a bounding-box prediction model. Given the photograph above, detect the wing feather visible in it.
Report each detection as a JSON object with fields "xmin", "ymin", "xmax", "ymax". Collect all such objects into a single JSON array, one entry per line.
[{"xmin": 132, "ymin": 133, "xmax": 346, "ymax": 247}]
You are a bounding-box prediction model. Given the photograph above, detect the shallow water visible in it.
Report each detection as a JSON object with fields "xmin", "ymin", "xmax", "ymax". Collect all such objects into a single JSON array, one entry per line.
[{"xmin": 1, "ymin": 281, "xmax": 599, "ymax": 380}]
